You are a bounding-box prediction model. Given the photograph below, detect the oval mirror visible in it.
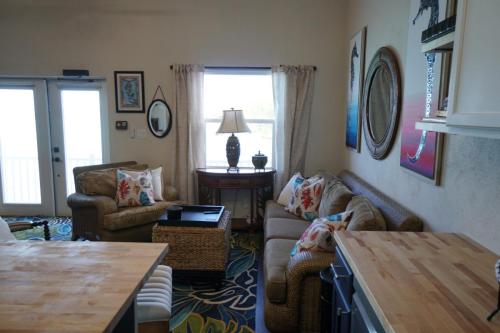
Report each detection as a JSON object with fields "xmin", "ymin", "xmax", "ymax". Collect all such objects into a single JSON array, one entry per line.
[
  {"xmin": 147, "ymin": 99, "xmax": 172, "ymax": 138},
  {"xmin": 362, "ymin": 47, "xmax": 401, "ymax": 160}
]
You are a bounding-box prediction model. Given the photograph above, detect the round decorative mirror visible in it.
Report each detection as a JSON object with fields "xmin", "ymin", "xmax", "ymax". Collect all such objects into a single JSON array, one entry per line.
[
  {"xmin": 362, "ymin": 47, "xmax": 401, "ymax": 160},
  {"xmin": 147, "ymin": 99, "xmax": 172, "ymax": 138}
]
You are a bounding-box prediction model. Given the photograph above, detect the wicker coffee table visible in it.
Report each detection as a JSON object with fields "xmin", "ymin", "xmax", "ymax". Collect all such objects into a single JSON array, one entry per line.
[{"xmin": 152, "ymin": 210, "xmax": 231, "ymax": 277}]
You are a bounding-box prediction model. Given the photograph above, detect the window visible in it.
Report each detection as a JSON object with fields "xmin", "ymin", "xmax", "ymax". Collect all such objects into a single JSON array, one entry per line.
[{"xmin": 204, "ymin": 69, "xmax": 274, "ymax": 168}]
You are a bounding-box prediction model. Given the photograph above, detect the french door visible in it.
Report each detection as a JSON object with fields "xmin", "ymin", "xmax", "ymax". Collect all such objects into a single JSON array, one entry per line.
[{"xmin": 0, "ymin": 78, "xmax": 108, "ymax": 216}]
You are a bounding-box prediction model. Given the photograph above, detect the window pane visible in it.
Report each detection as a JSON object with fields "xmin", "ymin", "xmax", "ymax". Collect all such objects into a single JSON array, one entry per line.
[
  {"xmin": 206, "ymin": 122, "xmax": 273, "ymax": 168},
  {"xmin": 204, "ymin": 70, "xmax": 275, "ymax": 169},
  {"xmin": 204, "ymin": 72, "xmax": 274, "ymax": 120},
  {"xmin": 0, "ymin": 88, "xmax": 41, "ymax": 204},
  {"xmin": 61, "ymin": 90, "xmax": 103, "ymax": 195}
]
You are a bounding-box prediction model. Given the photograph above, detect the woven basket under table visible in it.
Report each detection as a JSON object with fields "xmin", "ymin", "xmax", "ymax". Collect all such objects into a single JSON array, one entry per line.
[{"xmin": 152, "ymin": 210, "xmax": 231, "ymax": 271}]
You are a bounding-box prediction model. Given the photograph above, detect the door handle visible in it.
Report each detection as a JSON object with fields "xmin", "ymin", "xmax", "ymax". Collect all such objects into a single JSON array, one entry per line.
[{"xmin": 53, "ymin": 157, "xmax": 61, "ymax": 162}]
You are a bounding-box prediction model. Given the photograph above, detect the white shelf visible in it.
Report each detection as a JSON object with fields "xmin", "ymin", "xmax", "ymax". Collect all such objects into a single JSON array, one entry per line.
[
  {"xmin": 415, "ymin": 119, "xmax": 500, "ymax": 139},
  {"xmin": 421, "ymin": 31, "xmax": 455, "ymax": 53}
]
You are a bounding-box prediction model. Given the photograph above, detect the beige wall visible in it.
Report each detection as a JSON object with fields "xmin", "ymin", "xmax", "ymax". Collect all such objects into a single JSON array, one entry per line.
[
  {"xmin": 0, "ymin": 0, "xmax": 347, "ymax": 218},
  {"xmin": 343, "ymin": 0, "xmax": 500, "ymax": 254},
  {"xmin": 0, "ymin": 0, "xmax": 347, "ymax": 177}
]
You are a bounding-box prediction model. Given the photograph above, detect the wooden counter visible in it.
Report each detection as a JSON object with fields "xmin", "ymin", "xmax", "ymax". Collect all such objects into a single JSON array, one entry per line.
[
  {"xmin": 334, "ymin": 231, "xmax": 500, "ymax": 333},
  {"xmin": 0, "ymin": 241, "xmax": 169, "ymax": 333}
]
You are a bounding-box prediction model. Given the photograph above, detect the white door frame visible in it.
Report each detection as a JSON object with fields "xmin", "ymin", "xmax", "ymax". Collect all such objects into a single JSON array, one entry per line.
[
  {"xmin": 47, "ymin": 79, "xmax": 109, "ymax": 216},
  {"xmin": 0, "ymin": 79, "xmax": 55, "ymax": 216}
]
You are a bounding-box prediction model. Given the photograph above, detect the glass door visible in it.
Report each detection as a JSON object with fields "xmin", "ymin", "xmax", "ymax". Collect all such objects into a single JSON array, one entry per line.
[
  {"xmin": 48, "ymin": 80, "xmax": 108, "ymax": 216},
  {"xmin": 0, "ymin": 80, "xmax": 55, "ymax": 216}
]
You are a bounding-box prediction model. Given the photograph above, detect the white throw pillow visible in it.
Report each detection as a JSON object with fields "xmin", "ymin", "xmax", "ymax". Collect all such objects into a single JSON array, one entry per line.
[
  {"xmin": 277, "ymin": 172, "xmax": 304, "ymax": 206},
  {"xmin": 151, "ymin": 167, "xmax": 164, "ymax": 201},
  {"xmin": 0, "ymin": 217, "xmax": 15, "ymax": 241}
]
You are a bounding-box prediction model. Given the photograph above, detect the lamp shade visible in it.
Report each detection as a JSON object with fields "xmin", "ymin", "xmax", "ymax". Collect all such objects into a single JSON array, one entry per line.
[{"xmin": 216, "ymin": 109, "xmax": 251, "ymax": 134}]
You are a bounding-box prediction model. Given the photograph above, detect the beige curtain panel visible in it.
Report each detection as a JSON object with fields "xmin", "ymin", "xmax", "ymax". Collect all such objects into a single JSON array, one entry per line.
[
  {"xmin": 172, "ymin": 64, "xmax": 205, "ymax": 203},
  {"xmin": 273, "ymin": 65, "xmax": 316, "ymax": 196}
]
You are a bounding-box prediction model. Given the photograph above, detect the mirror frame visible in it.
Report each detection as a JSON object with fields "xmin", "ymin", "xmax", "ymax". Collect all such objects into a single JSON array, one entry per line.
[
  {"xmin": 147, "ymin": 99, "xmax": 172, "ymax": 138},
  {"xmin": 361, "ymin": 47, "xmax": 401, "ymax": 160}
]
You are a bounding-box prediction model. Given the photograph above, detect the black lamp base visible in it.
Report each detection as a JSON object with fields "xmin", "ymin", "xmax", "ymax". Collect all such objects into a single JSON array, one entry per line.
[{"xmin": 226, "ymin": 133, "xmax": 240, "ymax": 171}]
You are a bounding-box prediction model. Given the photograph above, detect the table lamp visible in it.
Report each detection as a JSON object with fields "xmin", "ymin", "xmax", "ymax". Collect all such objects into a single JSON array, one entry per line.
[{"xmin": 217, "ymin": 108, "xmax": 251, "ymax": 171}]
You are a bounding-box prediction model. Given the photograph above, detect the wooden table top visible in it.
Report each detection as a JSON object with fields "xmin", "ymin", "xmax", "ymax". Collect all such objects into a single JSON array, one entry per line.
[
  {"xmin": 335, "ymin": 231, "xmax": 500, "ymax": 333},
  {"xmin": 0, "ymin": 241, "xmax": 169, "ymax": 333}
]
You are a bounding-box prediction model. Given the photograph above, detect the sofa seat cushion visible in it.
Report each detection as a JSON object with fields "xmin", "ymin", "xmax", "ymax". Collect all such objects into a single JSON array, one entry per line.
[
  {"xmin": 103, "ymin": 201, "xmax": 172, "ymax": 231},
  {"xmin": 265, "ymin": 218, "xmax": 310, "ymax": 242},
  {"xmin": 264, "ymin": 239, "xmax": 297, "ymax": 304},
  {"xmin": 265, "ymin": 200, "xmax": 302, "ymax": 221}
]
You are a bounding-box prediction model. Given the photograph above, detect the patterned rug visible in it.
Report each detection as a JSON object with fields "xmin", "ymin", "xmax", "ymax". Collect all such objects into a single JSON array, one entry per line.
[{"xmin": 8, "ymin": 217, "xmax": 261, "ymax": 333}]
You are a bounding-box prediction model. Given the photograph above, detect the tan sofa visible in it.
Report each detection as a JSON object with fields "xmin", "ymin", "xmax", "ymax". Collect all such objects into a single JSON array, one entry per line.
[
  {"xmin": 67, "ymin": 161, "xmax": 180, "ymax": 242},
  {"xmin": 263, "ymin": 170, "xmax": 423, "ymax": 333}
]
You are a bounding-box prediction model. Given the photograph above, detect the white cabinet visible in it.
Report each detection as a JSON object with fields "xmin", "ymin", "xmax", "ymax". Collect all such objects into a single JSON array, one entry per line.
[{"xmin": 417, "ymin": 0, "xmax": 500, "ymax": 139}]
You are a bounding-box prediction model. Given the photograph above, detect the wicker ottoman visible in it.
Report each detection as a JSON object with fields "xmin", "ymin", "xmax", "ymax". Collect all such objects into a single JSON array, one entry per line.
[{"xmin": 152, "ymin": 210, "xmax": 231, "ymax": 274}]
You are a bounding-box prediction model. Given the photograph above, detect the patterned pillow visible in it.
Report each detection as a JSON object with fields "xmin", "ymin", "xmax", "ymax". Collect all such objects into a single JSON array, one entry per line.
[
  {"xmin": 285, "ymin": 175, "xmax": 325, "ymax": 221},
  {"xmin": 277, "ymin": 172, "xmax": 304, "ymax": 206},
  {"xmin": 116, "ymin": 169, "xmax": 155, "ymax": 207},
  {"xmin": 290, "ymin": 212, "xmax": 352, "ymax": 257}
]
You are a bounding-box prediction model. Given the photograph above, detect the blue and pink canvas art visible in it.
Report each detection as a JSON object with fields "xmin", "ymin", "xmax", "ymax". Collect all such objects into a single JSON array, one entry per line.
[
  {"xmin": 400, "ymin": 0, "xmax": 446, "ymax": 183},
  {"xmin": 346, "ymin": 28, "xmax": 366, "ymax": 152}
]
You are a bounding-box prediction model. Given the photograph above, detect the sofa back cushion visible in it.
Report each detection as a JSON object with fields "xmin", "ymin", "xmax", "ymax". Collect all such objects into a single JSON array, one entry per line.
[
  {"xmin": 318, "ymin": 177, "xmax": 354, "ymax": 217},
  {"xmin": 338, "ymin": 170, "xmax": 423, "ymax": 231},
  {"xmin": 346, "ymin": 196, "xmax": 387, "ymax": 231},
  {"xmin": 75, "ymin": 163, "xmax": 149, "ymax": 198},
  {"xmin": 76, "ymin": 168, "xmax": 117, "ymax": 198}
]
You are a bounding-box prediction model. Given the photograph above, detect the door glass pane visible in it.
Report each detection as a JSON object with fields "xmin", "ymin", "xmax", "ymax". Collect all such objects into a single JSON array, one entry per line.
[
  {"xmin": 60, "ymin": 90, "xmax": 102, "ymax": 195},
  {"xmin": 0, "ymin": 88, "xmax": 41, "ymax": 204}
]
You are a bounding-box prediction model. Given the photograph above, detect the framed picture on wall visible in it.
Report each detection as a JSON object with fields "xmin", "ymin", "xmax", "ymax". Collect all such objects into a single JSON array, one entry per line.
[
  {"xmin": 114, "ymin": 71, "xmax": 145, "ymax": 113},
  {"xmin": 399, "ymin": 0, "xmax": 448, "ymax": 185},
  {"xmin": 345, "ymin": 27, "xmax": 366, "ymax": 152}
]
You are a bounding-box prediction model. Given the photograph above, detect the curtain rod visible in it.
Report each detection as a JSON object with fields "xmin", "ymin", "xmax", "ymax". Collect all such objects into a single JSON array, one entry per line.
[{"xmin": 169, "ymin": 65, "xmax": 317, "ymax": 71}]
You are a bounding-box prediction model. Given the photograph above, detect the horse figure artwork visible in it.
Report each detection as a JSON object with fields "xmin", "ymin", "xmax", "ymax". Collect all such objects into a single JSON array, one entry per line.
[
  {"xmin": 350, "ymin": 42, "xmax": 359, "ymax": 95},
  {"xmin": 407, "ymin": 0, "xmax": 440, "ymax": 164},
  {"xmin": 413, "ymin": 0, "xmax": 439, "ymax": 26}
]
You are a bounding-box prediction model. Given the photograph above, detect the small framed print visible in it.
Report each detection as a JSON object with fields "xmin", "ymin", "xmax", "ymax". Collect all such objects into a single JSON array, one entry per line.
[{"xmin": 114, "ymin": 71, "xmax": 145, "ymax": 113}]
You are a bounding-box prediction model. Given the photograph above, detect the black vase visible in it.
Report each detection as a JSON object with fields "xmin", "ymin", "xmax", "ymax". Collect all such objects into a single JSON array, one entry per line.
[{"xmin": 226, "ymin": 133, "xmax": 240, "ymax": 170}]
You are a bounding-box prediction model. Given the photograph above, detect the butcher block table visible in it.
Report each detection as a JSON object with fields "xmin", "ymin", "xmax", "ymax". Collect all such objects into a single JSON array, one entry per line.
[
  {"xmin": 334, "ymin": 231, "xmax": 500, "ymax": 333},
  {"xmin": 0, "ymin": 241, "xmax": 169, "ymax": 333}
]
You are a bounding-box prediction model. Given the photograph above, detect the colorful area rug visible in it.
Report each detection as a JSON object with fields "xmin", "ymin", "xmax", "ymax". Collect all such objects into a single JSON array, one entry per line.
[
  {"xmin": 6, "ymin": 216, "xmax": 72, "ymax": 241},
  {"xmin": 8, "ymin": 217, "xmax": 260, "ymax": 333}
]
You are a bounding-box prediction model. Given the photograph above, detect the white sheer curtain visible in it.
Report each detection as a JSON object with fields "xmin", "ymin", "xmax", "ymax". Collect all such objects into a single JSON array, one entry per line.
[
  {"xmin": 172, "ymin": 64, "xmax": 205, "ymax": 203},
  {"xmin": 272, "ymin": 65, "xmax": 316, "ymax": 196}
]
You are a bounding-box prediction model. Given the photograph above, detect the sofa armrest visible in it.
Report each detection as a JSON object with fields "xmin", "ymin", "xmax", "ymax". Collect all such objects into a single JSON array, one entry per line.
[
  {"xmin": 284, "ymin": 251, "xmax": 334, "ymax": 312},
  {"xmin": 287, "ymin": 251, "xmax": 334, "ymax": 280},
  {"xmin": 67, "ymin": 193, "xmax": 117, "ymax": 215},
  {"xmin": 164, "ymin": 185, "xmax": 179, "ymax": 201}
]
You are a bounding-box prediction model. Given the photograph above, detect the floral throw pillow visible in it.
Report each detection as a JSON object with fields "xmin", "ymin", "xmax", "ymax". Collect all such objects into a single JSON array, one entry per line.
[
  {"xmin": 116, "ymin": 169, "xmax": 155, "ymax": 207},
  {"xmin": 290, "ymin": 212, "xmax": 353, "ymax": 257},
  {"xmin": 285, "ymin": 175, "xmax": 325, "ymax": 221}
]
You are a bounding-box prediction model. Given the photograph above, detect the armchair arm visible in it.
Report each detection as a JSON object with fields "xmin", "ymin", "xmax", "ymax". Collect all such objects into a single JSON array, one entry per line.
[{"xmin": 67, "ymin": 193, "xmax": 117, "ymax": 215}]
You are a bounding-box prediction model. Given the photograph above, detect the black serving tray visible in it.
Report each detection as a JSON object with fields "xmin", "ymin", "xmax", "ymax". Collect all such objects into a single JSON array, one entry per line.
[{"xmin": 157, "ymin": 205, "xmax": 225, "ymax": 228}]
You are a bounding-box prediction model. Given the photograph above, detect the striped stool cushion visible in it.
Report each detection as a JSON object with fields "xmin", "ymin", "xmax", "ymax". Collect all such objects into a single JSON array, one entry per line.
[{"xmin": 137, "ymin": 265, "xmax": 172, "ymax": 323}]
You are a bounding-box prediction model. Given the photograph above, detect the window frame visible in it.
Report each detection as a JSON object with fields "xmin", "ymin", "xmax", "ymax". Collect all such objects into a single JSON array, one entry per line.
[{"xmin": 203, "ymin": 68, "xmax": 275, "ymax": 169}]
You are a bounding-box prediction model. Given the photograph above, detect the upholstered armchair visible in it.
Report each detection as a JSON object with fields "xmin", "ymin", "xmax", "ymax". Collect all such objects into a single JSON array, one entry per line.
[{"xmin": 67, "ymin": 161, "xmax": 180, "ymax": 242}]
